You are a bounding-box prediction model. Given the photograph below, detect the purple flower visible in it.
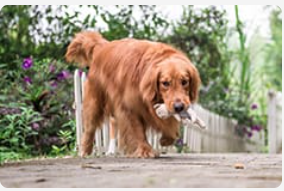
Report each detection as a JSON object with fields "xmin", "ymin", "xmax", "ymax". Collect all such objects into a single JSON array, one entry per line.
[
  {"xmin": 247, "ymin": 131, "xmax": 253, "ymax": 138},
  {"xmin": 251, "ymin": 103, "xmax": 258, "ymax": 110},
  {"xmin": 50, "ymin": 81, "xmax": 58, "ymax": 88},
  {"xmin": 251, "ymin": 125, "xmax": 261, "ymax": 132},
  {"xmin": 49, "ymin": 64, "xmax": 56, "ymax": 73},
  {"xmin": 31, "ymin": 123, "xmax": 40, "ymax": 131},
  {"xmin": 57, "ymin": 70, "xmax": 71, "ymax": 80},
  {"xmin": 79, "ymin": 69, "xmax": 83, "ymax": 77},
  {"xmin": 176, "ymin": 138, "xmax": 183, "ymax": 146},
  {"xmin": 22, "ymin": 57, "xmax": 33, "ymax": 70},
  {"xmin": 24, "ymin": 76, "xmax": 32, "ymax": 84}
]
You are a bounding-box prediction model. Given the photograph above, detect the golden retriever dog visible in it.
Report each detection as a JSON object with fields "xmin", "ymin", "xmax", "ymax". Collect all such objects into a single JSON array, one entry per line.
[{"xmin": 66, "ymin": 31, "xmax": 200, "ymax": 158}]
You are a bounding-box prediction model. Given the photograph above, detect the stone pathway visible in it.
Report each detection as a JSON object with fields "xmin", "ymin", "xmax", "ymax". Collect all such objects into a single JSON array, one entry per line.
[{"xmin": 0, "ymin": 153, "xmax": 282, "ymax": 188}]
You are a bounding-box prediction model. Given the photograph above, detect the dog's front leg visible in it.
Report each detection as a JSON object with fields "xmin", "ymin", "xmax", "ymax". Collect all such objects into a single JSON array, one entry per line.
[{"xmin": 116, "ymin": 109, "xmax": 159, "ymax": 158}]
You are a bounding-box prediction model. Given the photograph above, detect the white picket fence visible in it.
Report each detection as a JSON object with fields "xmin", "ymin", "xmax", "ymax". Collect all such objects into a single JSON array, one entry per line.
[
  {"xmin": 267, "ymin": 91, "xmax": 282, "ymax": 153},
  {"xmin": 74, "ymin": 69, "xmax": 264, "ymax": 155},
  {"xmin": 184, "ymin": 105, "xmax": 265, "ymax": 153}
]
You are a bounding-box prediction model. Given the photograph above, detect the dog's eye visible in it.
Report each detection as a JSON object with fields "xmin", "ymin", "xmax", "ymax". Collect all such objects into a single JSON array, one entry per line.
[
  {"xmin": 181, "ymin": 79, "xmax": 188, "ymax": 86},
  {"xmin": 162, "ymin": 81, "xmax": 170, "ymax": 87}
]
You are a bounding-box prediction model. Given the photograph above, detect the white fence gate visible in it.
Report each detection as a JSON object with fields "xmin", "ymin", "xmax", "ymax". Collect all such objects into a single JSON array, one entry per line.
[
  {"xmin": 267, "ymin": 91, "xmax": 282, "ymax": 153},
  {"xmin": 74, "ymin": 70, "xmax": 264, "ymax": 155}
]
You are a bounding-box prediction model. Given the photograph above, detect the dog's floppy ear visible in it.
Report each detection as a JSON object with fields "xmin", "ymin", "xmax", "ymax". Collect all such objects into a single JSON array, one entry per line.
[
  {"xmin": 139, "ymin": 65, "xmax": 160, "ymax": 104},
  {"xmin": 187, "ymin": 63, "xmax": 201, "ymax": 103}
]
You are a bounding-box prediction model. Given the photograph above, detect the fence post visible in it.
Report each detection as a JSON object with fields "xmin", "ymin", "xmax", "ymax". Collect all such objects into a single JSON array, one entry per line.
[
  {"xmin": 102, "ymin": 122, "xmax": 109, "ymax": 152},
  {"xmin": 268, "ymin": 90, "xmax": 278, "ymax": 154},
  {"xmin": 74, "ymin": 69, "xmax": 83, "ymax": 155},
  {"xmin": 153, "ymin": 131, "xmax": 158, "ymax": 150},
  {"xmin": 106, "ymin": 117, "xmax": 116, "ymax": 155}
]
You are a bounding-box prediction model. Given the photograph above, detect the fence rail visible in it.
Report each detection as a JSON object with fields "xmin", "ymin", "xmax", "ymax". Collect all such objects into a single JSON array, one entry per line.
[{"xmin": 74, "ymin": 70, "xmax": 264, "ymax": 155}]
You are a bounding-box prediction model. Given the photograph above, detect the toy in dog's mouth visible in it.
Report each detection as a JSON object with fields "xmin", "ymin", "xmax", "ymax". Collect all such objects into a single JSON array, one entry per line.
[
  {"xmin": 178, "ymin": 109, "xmax": 192, "ymax": 120},
  {"xmin": 153, "ymin": 103, "xmax": 191, "ymax": 119},
  {"xmin": 153, "ymin": 103, "xmax": 206, "ymax": 129}
]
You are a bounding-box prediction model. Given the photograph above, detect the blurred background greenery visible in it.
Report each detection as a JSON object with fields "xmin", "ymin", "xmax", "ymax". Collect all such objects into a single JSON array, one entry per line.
[{"xmin": 0, "ymin": 5, "xmax": 282, "ymax": 163}]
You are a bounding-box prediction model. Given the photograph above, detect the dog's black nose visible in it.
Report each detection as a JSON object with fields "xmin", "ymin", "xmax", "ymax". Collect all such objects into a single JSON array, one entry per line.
[{"xmin": 174, "ymin": 102, "xmax": 184, "ymax": 113}]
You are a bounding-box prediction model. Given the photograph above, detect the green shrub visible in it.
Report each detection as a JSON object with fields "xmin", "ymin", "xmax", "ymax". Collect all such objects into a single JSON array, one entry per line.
[
  {"xmin": 0, "ymin": 106, "xmax": 40, "ymax": 163},
  {"xmin": 0, "ymin": 58, "xmax": 76, "ymax": 163}
]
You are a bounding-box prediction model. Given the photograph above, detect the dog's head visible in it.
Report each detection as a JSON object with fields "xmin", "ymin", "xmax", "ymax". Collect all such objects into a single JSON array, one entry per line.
[{"xmin": 140, "ymin": 55, "xmax": 200, "ymax": 115}]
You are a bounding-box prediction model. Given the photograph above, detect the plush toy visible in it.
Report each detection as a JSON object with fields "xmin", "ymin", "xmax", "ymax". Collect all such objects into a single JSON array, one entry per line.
[{"xmin": 153, "ymin": 103, "xmax": 206, "ymax": 130}]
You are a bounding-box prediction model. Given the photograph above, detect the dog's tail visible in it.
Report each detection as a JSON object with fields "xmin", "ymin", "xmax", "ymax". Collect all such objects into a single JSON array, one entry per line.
[{"xmin": 65, "ymin": 31, "xmax": 109, "ymax": 67}]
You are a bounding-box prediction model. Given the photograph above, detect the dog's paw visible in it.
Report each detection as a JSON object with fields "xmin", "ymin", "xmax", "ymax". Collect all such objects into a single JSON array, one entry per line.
[
  {"xmin": 80, "ymin": 144, "xmax": 94, "ymax": 158},
  {"xmin": 128, "ymin": 144, "xmax": 159, "ymax": 158}
]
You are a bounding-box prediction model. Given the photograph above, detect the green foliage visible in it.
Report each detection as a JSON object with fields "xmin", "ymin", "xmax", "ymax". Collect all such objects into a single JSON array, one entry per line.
[
  {"xmin": 0, "ymin": 6, "xmax": 35, "ymax": 63},
  {"xmin": 0, "ymin": 5, "xmax": 169, "ymax": 65},
  {"xmin": 165, "ymin": 6, "xmax": 230, "ymax": 85},
  {"xmin": 99, "ymin": 5, "xmax": 169, "ymax": 41},
  {"xmin": 0, "ymin": 58, "xmax": 76, "ymax": 163},
  {"xmin": 234, "ymin": 5, "xmax": 251, "ymax": 103},
  {"xmin": 224, "ymin": 6, "xmax": 281, "ymax": 138},
  {"xmin": 0, "ymin": 106, "xmax": 41, "ymax": 163},
  {"xmin": 264, "ymin": 7, "xmax": 282, "ymax": 90},
  {"xmin": 0, "ymin": 5, "xmax": 98, "ymax": 64}
]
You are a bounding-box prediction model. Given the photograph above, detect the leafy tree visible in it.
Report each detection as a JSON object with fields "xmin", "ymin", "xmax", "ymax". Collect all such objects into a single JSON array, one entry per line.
[{"xmin": 265, "ymin": 7, "xmax": 282, "ymax": 90}]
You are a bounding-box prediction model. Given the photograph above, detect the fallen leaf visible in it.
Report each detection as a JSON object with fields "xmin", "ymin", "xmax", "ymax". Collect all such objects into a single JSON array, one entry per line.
[
  {"xmin": 234, "ymin": 163, "xmax": 245, "ymax": 169},
  {"xmin": 81, "ymin": 164, "xmax": 102, "ymax": 169}
]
